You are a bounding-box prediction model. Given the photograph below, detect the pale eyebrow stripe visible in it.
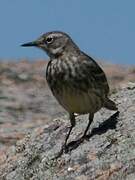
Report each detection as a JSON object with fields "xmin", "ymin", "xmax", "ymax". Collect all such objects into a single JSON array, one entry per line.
[{"xmin": 49, "ymin": 33, "xmax": 63, "ymax": 38}]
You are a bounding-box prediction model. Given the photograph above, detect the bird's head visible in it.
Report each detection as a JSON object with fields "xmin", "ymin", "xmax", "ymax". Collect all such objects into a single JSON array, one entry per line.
[{"xmin": 21, "ymin": 31, "xmax": 79, "ymax": 58}]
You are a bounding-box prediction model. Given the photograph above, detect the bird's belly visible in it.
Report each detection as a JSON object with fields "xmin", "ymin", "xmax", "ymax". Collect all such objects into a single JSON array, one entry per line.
[{"xmin": 54, "ymin": 87, "xmax": 102, "ymax": 114}]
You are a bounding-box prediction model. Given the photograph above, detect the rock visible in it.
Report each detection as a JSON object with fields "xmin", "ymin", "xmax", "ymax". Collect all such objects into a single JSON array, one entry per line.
[{"xmin": 0, "ymin": 82, "xmax": 135, "ymax": 180}]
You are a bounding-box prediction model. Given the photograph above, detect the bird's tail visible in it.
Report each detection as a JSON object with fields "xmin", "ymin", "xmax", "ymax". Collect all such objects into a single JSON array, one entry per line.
[{"xmin": 104, "ymin": 98, "xmax": 118, "ymax": 111}]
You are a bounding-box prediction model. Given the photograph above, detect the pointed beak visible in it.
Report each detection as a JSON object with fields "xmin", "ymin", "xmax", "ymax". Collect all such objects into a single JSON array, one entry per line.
[{"xmin": 21, "ymin": 41, "xmax": 39, "ymax": 47}]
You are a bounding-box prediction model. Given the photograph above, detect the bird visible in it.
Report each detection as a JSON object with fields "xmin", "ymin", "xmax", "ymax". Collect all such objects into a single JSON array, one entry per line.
[{"xmin": 21, "ymin": 31, "xmax": 118, "ymax": 152}]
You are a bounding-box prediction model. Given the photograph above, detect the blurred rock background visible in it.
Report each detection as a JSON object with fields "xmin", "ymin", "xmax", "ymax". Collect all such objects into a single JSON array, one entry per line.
[{"xmin": 0, "ymin": 59, "xmax": 135, "ymax": 179}]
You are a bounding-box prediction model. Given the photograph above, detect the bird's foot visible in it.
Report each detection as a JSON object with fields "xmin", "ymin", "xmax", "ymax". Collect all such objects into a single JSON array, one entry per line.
[
  {"xmin": 62, "ymin": 144, "xmax": 69, "ymax": 153},
  {"xmin": 52, "ymin": 144, "xmax": 68, "ymax": 160},
  {"xmin": 80, "ymin": 133, "xmax": 90, "ymax": 141}
]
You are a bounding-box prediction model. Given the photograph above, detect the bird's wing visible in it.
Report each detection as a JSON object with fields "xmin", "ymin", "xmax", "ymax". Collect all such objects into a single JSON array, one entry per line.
[{"xmin": 73, "ymin": 52, "xmax": 110, "ymax": 97}]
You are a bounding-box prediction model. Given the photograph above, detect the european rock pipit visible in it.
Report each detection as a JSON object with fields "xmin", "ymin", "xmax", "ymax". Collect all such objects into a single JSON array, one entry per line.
[{"xmin": 22, "ymin": 31, "xmax": 118, "ymax": 153}]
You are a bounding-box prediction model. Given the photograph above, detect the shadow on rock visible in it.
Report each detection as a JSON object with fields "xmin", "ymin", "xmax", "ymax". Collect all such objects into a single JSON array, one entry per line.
[{"xmin": 66, "ymin": 111, "xmax": 119, "ymax": 152}]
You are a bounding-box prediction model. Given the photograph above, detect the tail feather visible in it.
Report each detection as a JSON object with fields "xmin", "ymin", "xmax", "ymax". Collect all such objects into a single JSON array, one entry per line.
[{"xmin": 104, "ymin": 98, "xmax": 118, "ymax": 111}]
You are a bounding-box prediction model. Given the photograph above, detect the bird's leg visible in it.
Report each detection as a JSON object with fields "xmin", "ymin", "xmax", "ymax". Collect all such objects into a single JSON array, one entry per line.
[
  {"xmin": 63, "ymin": 113, "xmax": 75, "ymax": 150},
  {"xmin": 53, "ymin": 113, "xmax": 75, "ymax": 159},
  {"xmin": 81, "ymin": 113, "xmax": 94, "ymax": 139}
]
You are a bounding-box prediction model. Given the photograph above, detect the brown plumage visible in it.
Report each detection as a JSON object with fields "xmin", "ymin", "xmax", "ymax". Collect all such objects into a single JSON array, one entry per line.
[{"xmin": 21, "ymin": 31, "xmax": 118, "ymax": 152}]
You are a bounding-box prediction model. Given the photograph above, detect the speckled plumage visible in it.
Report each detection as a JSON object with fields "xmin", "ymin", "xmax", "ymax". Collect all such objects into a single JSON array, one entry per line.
[
  {"xmin": 22, "ymin": 31, "xmax": 118, "ymax": 153},
  {"xmin": 46, "ymin": 52, "xmax": 108, "ymax": 114}
]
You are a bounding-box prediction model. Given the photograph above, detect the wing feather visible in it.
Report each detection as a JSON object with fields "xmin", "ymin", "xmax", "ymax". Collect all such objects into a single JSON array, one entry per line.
[{"xmin": 74, "ymin": 52, "xmax": 110, "ymax": 97}]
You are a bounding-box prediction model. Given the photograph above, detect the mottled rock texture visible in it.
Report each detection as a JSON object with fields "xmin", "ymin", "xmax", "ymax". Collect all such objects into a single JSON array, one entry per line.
[{"xmin": 0, "ymin": 82, "xmax": 135, "ymax": 180}]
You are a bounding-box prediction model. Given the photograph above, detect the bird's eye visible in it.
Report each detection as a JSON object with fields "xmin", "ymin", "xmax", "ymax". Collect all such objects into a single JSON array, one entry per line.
[{"xmin": 46, "ymin": 37, "xmax": 53, "ymax": 44}]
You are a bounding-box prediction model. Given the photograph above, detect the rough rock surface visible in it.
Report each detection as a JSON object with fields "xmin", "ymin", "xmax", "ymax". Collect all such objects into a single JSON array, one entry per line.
[
  {"xmin": 0, "ymin": 82, "xmax": 135, "ymax": 180},
  {"xmin": 0, "ymin": 60, "xmax": 66, "ymax": 158}
]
